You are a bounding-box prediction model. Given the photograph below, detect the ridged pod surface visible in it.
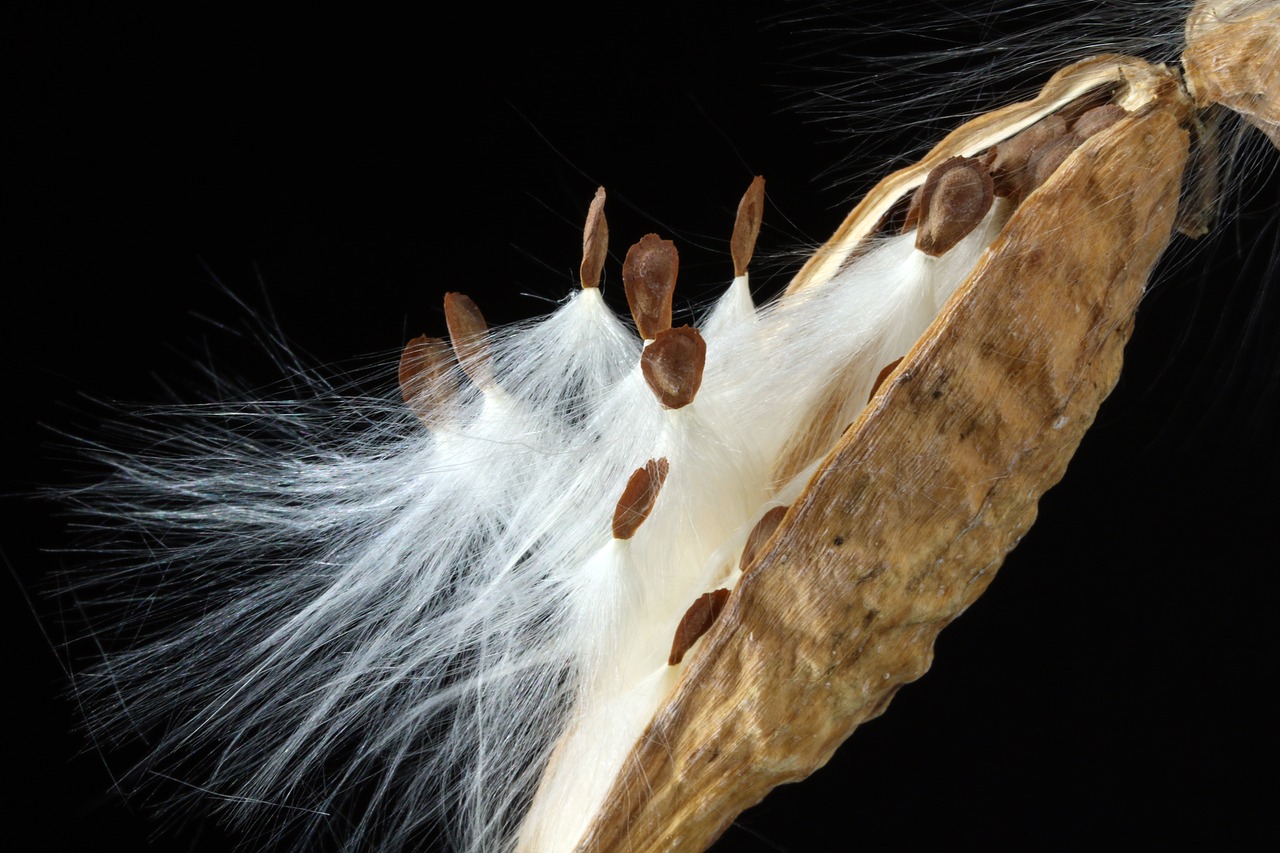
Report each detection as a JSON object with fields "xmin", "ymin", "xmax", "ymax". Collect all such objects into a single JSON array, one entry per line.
[{"xmin": 575, "ymin": 58, "xmax": 1191, "ymax": 852}]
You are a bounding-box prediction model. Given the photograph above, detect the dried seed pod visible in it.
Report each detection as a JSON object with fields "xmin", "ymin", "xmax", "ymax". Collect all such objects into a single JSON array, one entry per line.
[
  {"xmin": 640, "ymin": 326, "xmax": 707, "ymax": 410},
  {"xmin": 576, "ymin": 56, "xmax": 1192, "ymax": 852},
  {"xmin": 612, "ymin": 458, "xmax": 670, "ymax": 541},
  {"xmin": 580, "ymin": 187, "xmax": 608, "ymax": 290},
  {"xmin": 443, "ymin": 291, "xmax": 494, "ymax": 387},
  {"xmin": 623, "ymin": 234, "xmax": 679, "ymax": 340},
  {"xmin": 914, "ymin": 156, "xmax": 995, "ymax": 256},
  {"xmin": 668, "ymin": 589, "xmax": 730, "ymax": 666},
  {"xmin": 730, "ymin": 176, "xmax": 765, "ymax": 277},
  {"xmin": 398, "ymin": 335, "xmax": 457, "ymax": 425}
]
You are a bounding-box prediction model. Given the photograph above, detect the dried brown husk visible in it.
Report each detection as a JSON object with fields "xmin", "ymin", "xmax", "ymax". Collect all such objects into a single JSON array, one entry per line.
[
  {"xmin": 1183, "ymin": 0, "xmax": 1280, "ymax": 149},
  {"xmin": 562, "ymin": 56, "xmax": 1191, "ymax": 852}
]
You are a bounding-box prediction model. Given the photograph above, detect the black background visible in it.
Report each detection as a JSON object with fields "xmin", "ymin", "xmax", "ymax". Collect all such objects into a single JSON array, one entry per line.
[{"xmin": 8, "ymin": 2, "xmax": 1279, "ymax": 850}]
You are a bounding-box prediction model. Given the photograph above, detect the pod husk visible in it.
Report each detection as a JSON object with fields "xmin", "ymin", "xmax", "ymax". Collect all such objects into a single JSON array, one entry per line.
[{"xmin": 571, "ymin": 59, "xmax": 1191, "ymax": 852}]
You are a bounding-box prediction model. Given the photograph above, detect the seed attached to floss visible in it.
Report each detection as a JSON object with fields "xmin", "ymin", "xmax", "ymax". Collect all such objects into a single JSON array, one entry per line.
[
  {"xmin": 740, "ymin": 505, "xmax": 789, "ymax": 573},
  {"xmin": 443, "ymin": 291, "xmax": 494, "ymax": 387},
  {"xmin": 397, "ymin": 335, "xmax": 457, "ymax": 425},
  {"xmin": 913, "ymin": 156, "xmax": 996, "ymax": 257},
  {"xmin": 731, "ymin": 175, "xmax": 766, "ymax": 278},
  {"xmin": 623, "ymin": 234, "xmax": 679, "ymax": 340},
  {"xmin": 869, "ymin": 357, "xmax": 905, "ymax": 402},
  {"xmin": 669, "ymin": 588, "xmax": 731, "ymax": 666},
  {"xmin": 612, "ymin": 457, "xmax": 670, "ymax": 540},
  {"xmin": 641, "ymin": 326, "xmax": 708, "ymax": 409},
  {"xmin": 580, "ymin": 187, "xmax": 608, "ymax": 290}
]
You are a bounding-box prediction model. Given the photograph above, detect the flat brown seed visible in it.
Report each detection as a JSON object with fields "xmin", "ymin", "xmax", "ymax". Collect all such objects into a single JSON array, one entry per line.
[
  {"xmin": 739, "ymin": 505, "xmax": 788, "ymax": 573},
  {"xmin": 398, "ymin": 335, "xmax": 457, "ymax": 424},
  {"xmin": 869, "ymin": 357, "xmax": 905, "ymax": 402},
  {"xmin": 901, "ymin": 184, "xmax": 925, "ymax": 233},
  {"xmin": 730, "ymin": 176, "xmax": 765, "ymax": 278},
  {"xmin": 581, "ymin": 187, "xmax": 608, "ymax": 290},
  {"xmin": 914, "ymin": 156, "xmax": 995, "ymax": 257},
  {"xmin": 444, "ymin": 292, "xmax": 493, "ymax": 386},
  {"xmin": 668, "ymin": 588, "xmax": 731, "ymax": 666},
  {"xmin": 1030, "ymin": 133, "xmax": 1084, "ymax": 190},
  {"xmin": 623, "ymin": 234, "xmax": 679, "ymax": 340},
  {"xmin": 612, "ymin": 457, "xmax": 670, "ymax": 540},
  {"xmin": 989, "ymin": 114, "xmax": 1068, "ymax": 199},
  {"xmin": 641, "ymin": 326, "xmax": 707, "ymax": 409},
  {"xmin": 1072, "ymin": 103, "xmax": 1127, "ymax": 139}
]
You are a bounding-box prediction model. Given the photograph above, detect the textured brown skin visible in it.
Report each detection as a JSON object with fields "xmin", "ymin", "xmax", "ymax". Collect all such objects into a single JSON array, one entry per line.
[
  {"xmin": 577, "ymin": 97, "xmax": 1189, "ymax": 853},
  {"xmin": 914, "ymin": 156, "xmax": 995, "ymax": 256},
  {"xmin": 581, "ymin": 188, "xmax": 609, "ymax": 290},
  {"xmin": 613, "ymin": 458, "xmax": 671, "ymax": 541},
  {"xmin": 738, "ymin": 505, "xmax": 788, "ymax": 573},
  {"xmin": 730, "ymin": 176, "xmax": 765, "ymax": 278},
  {"xmin": 668, "ymin": 589, "xmax": 731, "ymax": 667},
  {"xmin": 623, "ymin": 234, "xmax": 680, "ymax": 340},
  {"xmin": 641, "ymin": 326, "xmax": 707, "ymax": 410}
]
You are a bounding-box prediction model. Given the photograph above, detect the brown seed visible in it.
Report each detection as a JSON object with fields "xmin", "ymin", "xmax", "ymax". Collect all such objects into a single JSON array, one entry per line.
[
  {"xmin": 1072, "ymin": 103, "xmax": 1127, "ymax": 139},
  {"xmin": 1030, "ymin": 133, "xmax": 1083, "ymax": 189},
  {"xmin": 623, "ymin": 234, "xmax": 679, "ymax": 340},
  {"xmin": 901, "ymin": 184, "xmax": 925, "ymax": 233},
  {"xmin": 668, "ymin": 588, "xmax": 731, "ymax": 666},
  {"xmin": 641, "ymin": 326, "xmax": 707, "ymax": 409},
  {"xmin": 739, "ymin": 505, "xmax": 788, "ymax": 573},
  {"xmin": 989, "ymin": 114, "xmax": 1068, "ymax": 200},
  {"xmin": 398, "ymin": 335, "xmax": 457, "ymax": 425},
  {"xmin": 731, "ymin": 176, "xmax": 765, "ymax": 278},
  {"xmin": 444, "ymin": 292, "xmax": 493, "ymax": 387},
  {"xmin": 914, "ymin": 156, "xmax": 995, "ymax": 257},
  {"xmin": 869, "ymin": 357, "xmax": 905, "ymax": 402},
  {"xmin": 612, "ymin": 457, "xmax": 670, "ymax": 540},
  {"xmin": 581, "ymin": 187, "xmax": 608, "ymax": 290}
]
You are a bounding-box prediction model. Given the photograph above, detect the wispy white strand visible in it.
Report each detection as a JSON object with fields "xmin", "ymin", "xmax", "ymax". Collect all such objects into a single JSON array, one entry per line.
[{"xmin": 77, "ymin": 205, "xmax": 1006, "ymax": 852}]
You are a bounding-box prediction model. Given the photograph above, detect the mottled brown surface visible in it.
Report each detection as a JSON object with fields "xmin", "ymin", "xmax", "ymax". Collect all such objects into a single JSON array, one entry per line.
[
  {"xmin": 613, "ymin": 458, "xmax": 671, "ymax": 541},
  {"xmin": 578, "ymin": 84, "xmax": 1189, "ymax": 853},
  {"xmin": 581, "ymin": 188, "xmax": 609, "ymax": 290},
  {"xmin": 914, "ymin": 156, "xmax": 995, "ymax": 256},
  {"xmin": 738, "ymin": 506, "xmax": 788, "ymax": 573},
  {"xmin": 623, "ymin": 234, "xmax": 679, "ymax": 340},
  {"xmin": 1072, "ymin": 104, "xmax": 1127, "ymax": 139},
  {"xmin": 668, "ymin": 589, "xmax": 731, "ymax": 667},
  {"xmin": 730, "ymin": 176, "xmax": 765, "ymax": 278},
  {"xmin": 990, "ymin": 115, "xmax": 1068, "ymax": 200},
  {"xmin": 641, "ymin": 326, "xmax": 707, "ymax": 410}
]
